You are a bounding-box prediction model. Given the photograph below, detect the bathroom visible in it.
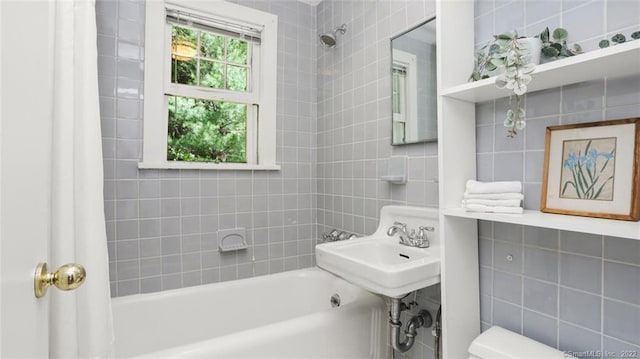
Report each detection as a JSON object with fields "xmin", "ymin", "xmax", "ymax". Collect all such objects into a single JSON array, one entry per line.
[{"xmin": 1, "ymin": 0, "xmax": 639, "ymax": 357}]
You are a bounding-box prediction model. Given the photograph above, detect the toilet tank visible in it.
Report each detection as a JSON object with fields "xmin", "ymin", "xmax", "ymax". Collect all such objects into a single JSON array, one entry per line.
[{"xmin": 469, "ymin": 326, "xmax": 571, "ymax": 359}]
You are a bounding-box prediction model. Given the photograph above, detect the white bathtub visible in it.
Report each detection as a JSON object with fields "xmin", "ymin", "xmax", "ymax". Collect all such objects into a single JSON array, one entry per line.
[{"xmin": 112, "ymin": 267, "xmax": 388, "ymax": 358}]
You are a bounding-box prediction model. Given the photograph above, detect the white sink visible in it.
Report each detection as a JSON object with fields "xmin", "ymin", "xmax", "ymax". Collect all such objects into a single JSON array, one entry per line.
[{"xmin": 315, "ymin": 206, "xmax": 440, "ymax": 298}]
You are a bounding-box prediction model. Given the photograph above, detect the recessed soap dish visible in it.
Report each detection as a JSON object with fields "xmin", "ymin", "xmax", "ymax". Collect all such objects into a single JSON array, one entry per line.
[
  {"xmin": 218, "ymin": 228, "xmax": 248, "ymax": 252},
  {"xmin": 380, "ymin": 175, "xmax": 406, "ymax": 184},
  {"xmin": 380, "ymin": 156, "xmax": 407, "ymax": 184}
]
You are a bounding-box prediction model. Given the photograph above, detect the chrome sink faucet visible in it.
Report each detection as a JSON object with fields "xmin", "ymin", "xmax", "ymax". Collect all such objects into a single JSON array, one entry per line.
[
  {"xmin": 322, "ymin": 229, "xmax": 357, "ymax": 242},
  {"xmin": 387, "ymin": 222, "xmax": 433, "ymax": 248},
  {"xmin": 387, "ymin": 222, "xmax": 412, "ymax": 246}
]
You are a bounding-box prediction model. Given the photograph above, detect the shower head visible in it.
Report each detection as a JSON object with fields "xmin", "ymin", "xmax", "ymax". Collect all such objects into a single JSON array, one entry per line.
[
  {"xmin": 319, "ymin": 24, "xmax": 347, "ymax": 48},
  {"xmin": 320, "ymin": 33, "xmax": 337, "ymax": 47}
]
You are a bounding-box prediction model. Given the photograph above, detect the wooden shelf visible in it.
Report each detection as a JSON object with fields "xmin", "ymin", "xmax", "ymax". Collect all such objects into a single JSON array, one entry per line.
[
  {"xmin": 443, "ymin": 208, "xmax": 640, "ymax": 240},
  {"xmin": 441, "ymin": 40, "xmax": 640, "ymax": 103}
]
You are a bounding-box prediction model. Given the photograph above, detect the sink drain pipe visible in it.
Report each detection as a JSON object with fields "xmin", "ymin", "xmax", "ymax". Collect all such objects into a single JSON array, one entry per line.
[{"xmin": 389, "ymin": 298, "xmax": 432, "ymax": 353}]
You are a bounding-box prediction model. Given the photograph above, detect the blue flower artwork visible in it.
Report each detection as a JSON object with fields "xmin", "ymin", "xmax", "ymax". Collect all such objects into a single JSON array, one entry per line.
[{"xmin": 560, "ymin": 138, "xmax": 616, "ymax": 200}]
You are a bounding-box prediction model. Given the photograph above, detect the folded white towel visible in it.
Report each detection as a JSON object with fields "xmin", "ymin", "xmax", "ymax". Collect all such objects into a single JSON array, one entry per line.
[
  {"xmin": 463, "ymin": 192, "xmax": 524, "ymax": 200},
  {"xmin": 463, "ymin": 199, "xmax": 522, "ymax": 207},
  {"xmin": 463, "ymin": 203, "xmax": 524, "ymax": 214},
  {"xmin": 466, "ymin": 180, "xmax": 522, "ymax": 194}
]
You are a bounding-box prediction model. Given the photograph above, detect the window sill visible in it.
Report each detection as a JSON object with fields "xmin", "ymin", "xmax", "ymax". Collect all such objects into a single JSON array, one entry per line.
[{"xmin": 138, "ymin": 161, "xmax": 280, "ymax": 171}]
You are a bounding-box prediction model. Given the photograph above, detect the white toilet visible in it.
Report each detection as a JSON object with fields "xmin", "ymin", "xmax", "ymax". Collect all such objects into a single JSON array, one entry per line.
[{"xmin": 469, "ymin": 326, "xmax": 570, "ymax": 359}]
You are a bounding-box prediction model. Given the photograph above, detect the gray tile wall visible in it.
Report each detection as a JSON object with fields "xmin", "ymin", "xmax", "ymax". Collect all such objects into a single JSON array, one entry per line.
[
  {"xmin": 476, "ymin": 0, "xmax": 640, "ymax": 355},
  {"xmin": 96, "ymin": 0, "xmax": 640, "ymax": 355},
  {"xmin": 96, "ymin": 0, "xmax": 318, "ymax": 297},
  {"xmin": 316, "ymin": 1, "xmax": 440, "ymax": 358},
  {"xmin": 479, "ymin": 224, "xmax": 640, "ymax": 354},
  {"xmin": 316, "ymin": 0, "xmax": 439, "ymax": 239}
]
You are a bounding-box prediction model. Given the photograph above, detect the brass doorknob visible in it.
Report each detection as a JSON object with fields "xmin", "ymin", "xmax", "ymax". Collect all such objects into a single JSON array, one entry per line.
[{"xmin": 34, "ymin": 262, "xmax": 86, "ymax": 298}]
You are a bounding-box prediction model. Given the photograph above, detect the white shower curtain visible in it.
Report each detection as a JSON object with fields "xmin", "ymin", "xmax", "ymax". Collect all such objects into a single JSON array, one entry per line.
[{"xmin": 49, "ymin": 0, "xmax": 114, "ymax": 357}]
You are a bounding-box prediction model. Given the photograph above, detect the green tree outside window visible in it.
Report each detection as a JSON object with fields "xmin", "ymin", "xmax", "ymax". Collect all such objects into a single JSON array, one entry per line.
[{"xmin": 168, "ymin": 25, "xmax": 250, "ymax": 163}]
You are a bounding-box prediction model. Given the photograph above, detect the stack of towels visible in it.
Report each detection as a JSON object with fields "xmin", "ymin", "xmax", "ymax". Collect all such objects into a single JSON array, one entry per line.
[{"xmin": 462, "ymin": 180, "xmax": 523, "ymax": 214}]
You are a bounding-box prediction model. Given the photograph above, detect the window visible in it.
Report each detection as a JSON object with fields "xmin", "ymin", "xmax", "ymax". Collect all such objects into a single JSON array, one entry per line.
[
  {"xmin": 391, "ymin": 49, "xmax": 417, "ymax": 144},
  {"xmin": 141, "ymin": 0, "xmax": 278, "ymax": 170},
  {"xmin": 392, "ymin": 64, "xmax": 407, "ymax": 143}
]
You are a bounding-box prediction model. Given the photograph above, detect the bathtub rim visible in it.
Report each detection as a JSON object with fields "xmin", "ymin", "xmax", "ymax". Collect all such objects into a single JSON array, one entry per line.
[{"xmin": 111, "ymin": 266, "xmax": 351, "ymax": 305}]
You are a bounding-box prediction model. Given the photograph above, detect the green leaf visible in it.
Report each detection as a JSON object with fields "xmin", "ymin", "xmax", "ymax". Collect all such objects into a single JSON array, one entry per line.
[
  {"xmin": 631, "ymin": 31, "xmax": 640, "ymax": 40},
  {"xmin": 486, "ymin": 62, "xmax": 497, "ymax": 71},
  {"xmin": 570, "ymin": 170, "xmax": 582, "ymax": 198},
  {"xmin": 490, "ymin": 58, "xmax": 505, "ymax": 67},
  {"xmin": 552, "ymin": 28, "xmax": 568, "ymax": 41},
  {"xmin": 571, "ymin": 44, "xmax": 583, "ymax": 54},
  {"xmin": 561, "ymin": 181, "xmax": 576, "ymax": 195},
  {"xmin": 559, "ymin": 47, "xmax": 575, "ymax": 57},
  {"xmin": 495, "ymin": 39, "xmax": 511, "ymax": 48},
  {"xmin": 495, "ymin": 76, "xmax": 508, "ymax": 88},
  {"xmin": 504, "ymin": 117, "xmax": 515, "ymax": 127},
  {"xmin": 542, "ymin": 46, "xmax": 560, "ymax": 57},
  {"xmin": 550, "ymin": 43, "xmax": 563, "ymax": 51},
  {"xmin": 612, "ymin": 33, "xmax": 626, "ymax": 43},
  {"xmin": 539, "ymin": 27, "xmax": 550, "ymax": 43},
  {"xmin": 593, "ymin": 176, "xmax": 614, "ymax": 199},
  {"xmin": 585, "ymin": 139, "xmax": 592, "ymax": 154},
  {"xmin": 599, "ymin": 39, "xmax": 610, "ymax": 48},
  {"xmin": 576, "ymin": 164, "xmax": 589, "ymax": 198},
  {"xmin": 496, "ymin": 33, "xmax": 514, "ymax": 40}
]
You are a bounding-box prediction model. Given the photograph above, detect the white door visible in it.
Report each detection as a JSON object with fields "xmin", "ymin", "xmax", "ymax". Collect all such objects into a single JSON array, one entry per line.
[{"xmin": 1, "ymin": 1, "xmax": 55, "ymax": 356}]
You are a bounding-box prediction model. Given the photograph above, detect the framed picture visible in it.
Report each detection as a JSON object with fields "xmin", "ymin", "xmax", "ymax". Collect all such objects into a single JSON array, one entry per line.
[{"xmin": 541, "ymin": 118, "xmax": 640, "ymax": 221}]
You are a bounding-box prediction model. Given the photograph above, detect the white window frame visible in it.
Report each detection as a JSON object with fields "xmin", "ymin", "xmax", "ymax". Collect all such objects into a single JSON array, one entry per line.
[
  {"xmin": 392, "ymin": 49, "xmax": 418, "ymax": 144},
  {"xmin": 140, "ymin": 0, "xmax": 279, "ymax": 170}
]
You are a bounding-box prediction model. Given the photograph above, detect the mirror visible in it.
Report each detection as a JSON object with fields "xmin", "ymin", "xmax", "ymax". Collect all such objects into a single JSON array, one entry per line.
[{"xmin": 391, "ymin": 18, "xmax": 437, "ymax": 145}]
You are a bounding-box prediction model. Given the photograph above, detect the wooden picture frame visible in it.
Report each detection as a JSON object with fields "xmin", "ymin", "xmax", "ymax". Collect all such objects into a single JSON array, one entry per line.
[{"xmin": 541, "ymin": 118, "xmax": 640, "ymax": 221}]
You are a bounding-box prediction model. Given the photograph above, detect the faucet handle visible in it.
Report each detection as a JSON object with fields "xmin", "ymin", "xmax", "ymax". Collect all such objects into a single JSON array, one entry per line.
[
  {"xmin": 417, "ymin": 226, "xmax": 435, "ymax": 240},
  {"xmin": 322, "ymin": 229, "xmax": 340, "ymax": 242}
]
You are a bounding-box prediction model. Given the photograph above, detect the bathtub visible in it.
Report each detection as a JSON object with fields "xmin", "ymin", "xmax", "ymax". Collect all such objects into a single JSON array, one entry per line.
[{"xmin": 112, "ymin": 267, "xmax": 388, "ymax": 358}]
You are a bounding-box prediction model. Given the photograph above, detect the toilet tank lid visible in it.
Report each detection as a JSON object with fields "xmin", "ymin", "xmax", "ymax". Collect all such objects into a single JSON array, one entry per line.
[{"xmin": 469, "ymin": 326, "xmax": 572, "ymax": 359}]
